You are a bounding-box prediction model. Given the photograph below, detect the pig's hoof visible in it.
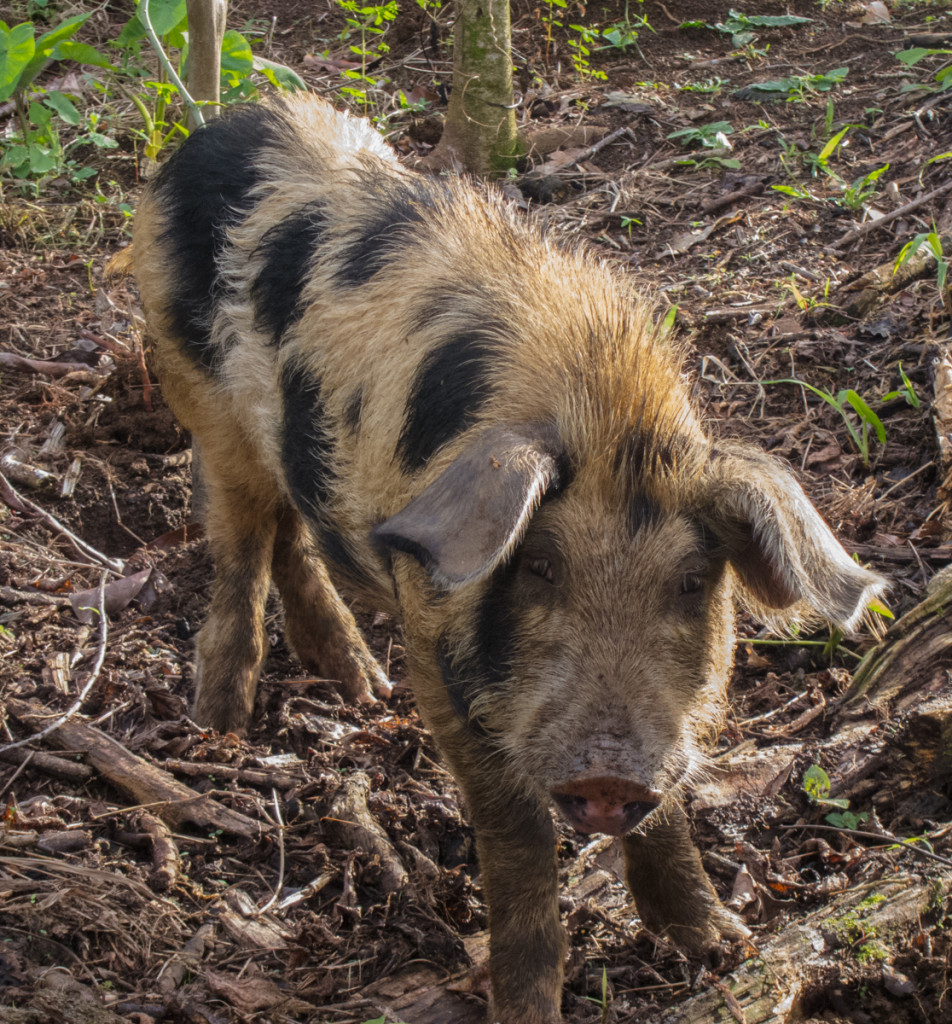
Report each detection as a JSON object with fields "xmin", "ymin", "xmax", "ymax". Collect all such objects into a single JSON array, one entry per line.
[{"xmin": 662, "ymin": 905, "xmax": 751, "ymax": 957}]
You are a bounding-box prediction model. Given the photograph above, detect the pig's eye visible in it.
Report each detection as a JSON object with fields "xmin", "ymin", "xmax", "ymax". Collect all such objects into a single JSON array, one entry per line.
[
  {"xmin": 680, "ymin": 572, "xmax": 704, "ymax": 596},
  {"xmin": 526, "ymin": 557, "xmax": 555, "ymax": 583}
]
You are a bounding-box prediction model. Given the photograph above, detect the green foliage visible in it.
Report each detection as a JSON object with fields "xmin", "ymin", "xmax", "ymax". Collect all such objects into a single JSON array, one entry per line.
[
  {"xmin": 765, "ymin": 378, "xmax": 887, "ymax": 466},
  {"xmin": 896, "ymin": 46, "xmax": 952, "ymax": 93},
  {"xmin": 894, "ymin": 229, "xmax": 949, "ymax": 303},
  {"xmin": 0, "ymin": 14, "xmax": 114, "ymax": 187},
  {"xmin": 667, "ymin": 120, "xmax": 733, "ymax": 148},
  {"xmin": 841, "ymin": 163, "xmax": 890, "ymax": 211},
  {"xmin": 685, "ymin": 9, "xmax": 811, "ymax": 49},
  {"xmin": 734, "ymin": 66, "xmax": 848, "ymax": 102},
  {"xmin": 882, "ymin": 362, "xmax": 921, "ymax": 408},
  {"xmin": 333, "ymin": 0, "xmax": 399, "ymax": 106}
]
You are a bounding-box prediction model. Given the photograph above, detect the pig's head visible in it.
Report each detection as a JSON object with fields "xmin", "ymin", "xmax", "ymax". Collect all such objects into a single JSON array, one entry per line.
[{"xmin": 374, "ymin": 422, "xmax": 884, "ymax": 836}]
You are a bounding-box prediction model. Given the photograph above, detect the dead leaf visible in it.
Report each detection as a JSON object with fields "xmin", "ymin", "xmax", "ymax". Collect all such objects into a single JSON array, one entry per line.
[{"xmin": 70, "ymin": 568, "xmax": 154, "ymax": 623}]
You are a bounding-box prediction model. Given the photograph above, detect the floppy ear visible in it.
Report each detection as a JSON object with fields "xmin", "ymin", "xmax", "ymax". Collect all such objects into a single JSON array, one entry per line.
[
  {"xmin": 702, "ymin": 442, "xmax": 886, "ymax": 629},
  {"xmin": 373, "ymin": 424, "xmax": 562, "ymax": 587}
]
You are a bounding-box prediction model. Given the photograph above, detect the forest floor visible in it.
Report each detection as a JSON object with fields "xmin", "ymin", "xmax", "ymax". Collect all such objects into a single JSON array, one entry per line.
[{"xmin": 1, "ymin": 0, "xmax": 951, "ymax": 1022}]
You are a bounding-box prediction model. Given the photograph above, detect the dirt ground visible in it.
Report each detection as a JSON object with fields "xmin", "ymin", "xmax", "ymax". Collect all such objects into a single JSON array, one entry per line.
[{"xmin": 1, "ymin": 0, "xmax": 951, "ymax": 1021}]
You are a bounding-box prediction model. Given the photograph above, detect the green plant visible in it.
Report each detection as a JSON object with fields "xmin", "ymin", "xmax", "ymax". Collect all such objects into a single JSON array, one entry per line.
[
  {"xmin": 802, "ymin": 765, "xmax": 871, "ymax": 830},
  {"xmin": 334, "ymin": 0, "xmax": 399, "ymax": 106},
  {"xmin": 566, "ymin": 23, "xmax": 607, "ymax": 80},
  {"xmin": 734, "ymin": 66, "xmax": 848, "ymax": 102},
  {"xmin": 882, "ymin": 362, "xmax": 921, "ymax": 408},
  {"xmin": 683, "ymin": 9, "xmax": 811, "ymax": 49},
  {"xmin": 667, "ymin": 120, "xmax": 733, "ymax": 148},
  {"xmin": 0, "ymin": 13, "xmax": 113, "ymax": 183},
  {"xmin": 841, "ymin": 163, "xmax": 890, "ymax": 210},
  {"xmin": 596, "ymin": 1, "xmax": 651, "ymax": 51},
  {"xmin": 801, "ymin": 124, "xmax": 850, "ymax": 177},
  {"xmin": 765, "ymin": 378, "xmax": 886, "ymax": 466},
  {"xmin": 583, "ymin": 965, "xmax": 610, "ymax": 1023},
  {"xmin": 117, "ymin": 0, "xmax": 305, "ymax": 157},
  {"xmin": 894, "ymin": 229, "xmax": 949, "ymax": 306},
  {"xmin": 896, "ymin": 46, "xmax": 952, "ymax": 94}
]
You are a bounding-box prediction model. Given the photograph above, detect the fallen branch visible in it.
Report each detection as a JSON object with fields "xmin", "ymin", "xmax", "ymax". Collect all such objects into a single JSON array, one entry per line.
[
  {"xmin": 0, "ymin": 746, "xmax": 94, "ymax": 784},
  {"xmin": 831, "ymin": 178, "xmax": 952, "ymax": 250},
  {"xmin": 0, "ymin": 351, "xmax": 104, "ymax": 379},
  {"xmin": 0, "ymin": 473, "xmax": 125, "ymax": 574},
  {"xmin": 132, "ymin": 810, "xmax": 181, "ymax": 892},
  {"xmin": 3, "ymin": 699, "xmax": 266, "ymax": 839}
]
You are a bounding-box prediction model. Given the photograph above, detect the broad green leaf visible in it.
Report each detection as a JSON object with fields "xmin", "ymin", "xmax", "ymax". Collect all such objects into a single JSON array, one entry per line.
[
  {"xmin": 118, "ymin": 0, "xmax": 187, "ymax": 45},
  {"xmin": 1, "ymin": 143, "xmax": 29, "ymax": 168},
  {"xmin": 28, "ymin": 100, "xmax": 52, "ymax": 125},
  {"xmin": 0, "ymin": 22, "xmax": 36, "ymax": 101},
  {"xmin": 895, "ymin": 47, "xmax": 948, "ymax": 66},
  {"xmin": 867, "ymin": 599, "xmax": 894, "ymax": 619},
  {"xmin": 56, "ymin": 39, "xmax": 114, "ymax": 70},
  {"xmin": 253, "ymin": 55, "xmax": 306, "ymax": 91},
  {"xmin": 44, "ymin": 89, "xmax": 80, "ymax": 124},
  {"xmin": 28, "ymin": 144, "xmax": 56, "ymax": 172},
  {"xmin": 19, "ymin": 12, "xmax": 90, "ymax": 92},
  {"xmin": 220, "ymin": 29, "xmax": 253, "ymax": 74}
]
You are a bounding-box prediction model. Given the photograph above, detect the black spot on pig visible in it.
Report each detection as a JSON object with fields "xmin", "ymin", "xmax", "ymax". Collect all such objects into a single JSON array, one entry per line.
[
  {"xmin": 343, "ymin": 387, "xmax": 363, "ymax": 435},
  {"xmin": 281, "ymin": 361, "xmax": 335, "ymax": 511},
  {"xmin": 396, "ymin": 331, "xmax": 496, "ymax": 471},
  {"xmin": 335, "ymin": 177, "xmax": 449, "ymax": 288},
  {"xmin": 154, "ymin": 105, "xmax": 284, "ymax": 370},
  {"xmin": 252, "ymin": 201, "xmax": 328, "ymax": 345}
]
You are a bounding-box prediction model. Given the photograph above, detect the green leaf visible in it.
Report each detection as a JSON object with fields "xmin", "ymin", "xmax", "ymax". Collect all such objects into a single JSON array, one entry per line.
[
  {"xmin": 44, "ymin": 90, "xmax": 80, "ymax": 125},
  {"xmin": 28, "ymin": 100, "xmax": 52, "ymax": 125},
  {"xmin": 28, "ymin": 144, "xmax": 56, "ymax": 172},
  {"xmin": 867, "ymin": 599, "xmax": 893, "ymax": 619},
  {"xmin": 817, "ymin": 125, "xmax": 850, "ymax": 166},
  {"xmin": 56, "ymin": 39, "xmax": 114, "ymax": 70},
  {"xmin": 1, "ymin": 143, "xmax": 29, "ymax": 168},
  {"xmin": 220, "ymin": 29, "xmax": 253, "ymax": 74},
  {"xmin": 894, "ymin": 232, "xmax": 931, "ymax": 274},
  {"xmin": 253, "ymin": 55, "xmax": 307, "ymax": 91},
  {"xmin": 803, "ymin": 764, "xmax": 832, "ymax": 802},
  {"xmin": 895, "ymin": 47, "xmax": 948, "ymax": 67},
  {"xmin": 839, "ymin": 389, "xmax": 887, "ymax": 443},
  {"xmin": 18, "ymin": 12, "xmax": 91, "ymax": 92},
  {"xmin": 0, "ymin": 22, "xmax": 36, "ymax": 101}
]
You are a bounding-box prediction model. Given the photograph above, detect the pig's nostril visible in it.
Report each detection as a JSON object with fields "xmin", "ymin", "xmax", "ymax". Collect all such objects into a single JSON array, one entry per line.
[
  {"xmin": 622, "ymin": 801, "xmax": 657, "ymax": 830},
  {"xmin": 552, "ymin": 792, "xmax": 587, "ymax": 818}
]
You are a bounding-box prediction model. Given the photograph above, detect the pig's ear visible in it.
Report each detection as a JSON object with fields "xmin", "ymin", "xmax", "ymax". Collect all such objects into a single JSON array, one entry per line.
[
  {"xmin": 702, "ymin": 443, "xmax": 885, "ymax": 630},
  {"xmin": 373, "ymin": 424, "xmax": 562, "ymax": 587}
]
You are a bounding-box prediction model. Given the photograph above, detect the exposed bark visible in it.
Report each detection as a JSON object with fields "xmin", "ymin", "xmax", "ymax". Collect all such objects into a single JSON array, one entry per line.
[
  {"xmin": 185, "ymin": 0, "xmax": 227, "ymax": 125},
  {"xmin": 652, "ymin": 874, "xmax": 952, "ymax": 1023},
  {"xmin": 5, "ymin": 699, "xmax": 266, "ymax": 839},
  {"xmin": 426, "ymin": 0, "xmax": 521, "ymax": 175}
]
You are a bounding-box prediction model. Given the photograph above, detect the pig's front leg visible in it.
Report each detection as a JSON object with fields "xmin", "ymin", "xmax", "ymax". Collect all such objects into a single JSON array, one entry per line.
[
  {"xmin": 444, "ymin": 734, "xmax": 566, "ymax": 1023},
  {"xmin": 622, "ymin": 802, "xmax": 750, "ymax": 954}
]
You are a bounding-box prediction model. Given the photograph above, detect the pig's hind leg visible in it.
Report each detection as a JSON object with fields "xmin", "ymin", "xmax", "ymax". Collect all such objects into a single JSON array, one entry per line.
[
  {"xmin": 192, "ymin": 463, "xmax": 279, "ymax": 736},
  {"xmin": 622, "ymin": 802, "xmax": 750, "ymax": 954},
  {"xmin": 271, "ymin": 504, "xmax": 388, "ymax": 704}
]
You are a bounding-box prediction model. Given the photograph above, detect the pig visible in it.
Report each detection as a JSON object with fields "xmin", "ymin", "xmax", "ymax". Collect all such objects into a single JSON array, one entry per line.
[{"xmin": 132, "ymin": 93, "xmax": 884, "ymax": 1023}]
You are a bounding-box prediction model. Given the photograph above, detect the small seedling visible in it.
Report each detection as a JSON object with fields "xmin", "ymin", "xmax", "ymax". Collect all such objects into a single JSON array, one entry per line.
[
  {"xmin": 894, "ymin": 229, "xmax": 949, "ymax": 306},
  {"xmin": 766, "ymin": 378, "xmax": 886, "ymax": 466},
  {"xmin": 882, "ymin": 362, "xmax": 921, "ymax": 408},
  {"xmin": 896, "ymin": 46, "xmax": 952, "ymax": 95},
  {"xmin": 667, "ymin": 120, "xmax": 733, "ymax": 148},
  {"xmin": 841, "ymin": 164, "xmax": 890, "ymax": 211},
  {"xmin": 688, "ymin": 9, "xmax": 811, "ymax": 49},
  {"xmin": 802, "ymin": 765, "xmax": 852, "ymax": 813},
  {"xmin": 734, "ymin": 67, "xmax": 848, "ymax": 102}
]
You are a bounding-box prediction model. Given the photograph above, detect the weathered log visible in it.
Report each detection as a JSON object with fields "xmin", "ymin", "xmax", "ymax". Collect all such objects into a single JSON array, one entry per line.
[
  {"xmin": 5, "ymin": 700, "xmax": 266, "ymax": 839},
  {"xmin": 651, "ymin": 873, "xmax": 952, "ymax": 1023}
]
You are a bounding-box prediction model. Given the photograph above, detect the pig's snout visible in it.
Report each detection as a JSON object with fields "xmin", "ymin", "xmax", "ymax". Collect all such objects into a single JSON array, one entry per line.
[{"xmin": 551, "ymin": 777, "xmax": 662, "ymax": 837}]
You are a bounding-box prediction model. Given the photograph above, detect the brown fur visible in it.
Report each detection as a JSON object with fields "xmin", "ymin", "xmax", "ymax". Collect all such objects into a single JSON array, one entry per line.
[{"xmin": 132, "ymin": 94, "xmax": 884, "ymax": 1022}]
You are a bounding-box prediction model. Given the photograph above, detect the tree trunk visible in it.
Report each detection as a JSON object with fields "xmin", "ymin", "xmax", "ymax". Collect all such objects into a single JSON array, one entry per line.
[
  {"xmin": 426, "ymin": 0, "xmax": 522, "ymax": 176},
  {"xmin": 185, "ymin": 0, "xmax": 227, "ymax": 125}
]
